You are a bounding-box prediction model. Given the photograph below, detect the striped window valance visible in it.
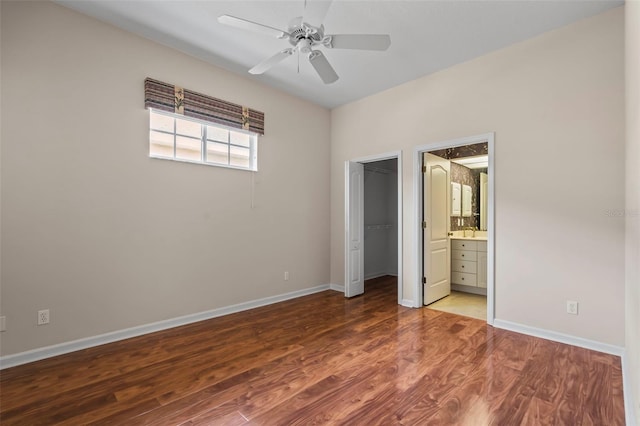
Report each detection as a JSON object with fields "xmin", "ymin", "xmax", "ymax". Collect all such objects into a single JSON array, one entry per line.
[{"xmin": 144, "ymin": 78, "xmax": 265, "ymax": 135}]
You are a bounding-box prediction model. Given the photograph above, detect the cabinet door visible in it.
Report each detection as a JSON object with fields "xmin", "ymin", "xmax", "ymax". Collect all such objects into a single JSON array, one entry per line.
[
  {"xmin": 478, "ymin": 251, "xmax": 488, "ymax": 288},
  {"xmin": 462, "ymin": 184, "xmax": 472, "ymax": 217},
  {"xmin": 451, "ymin": 182, "xmax": 461, "ymax": 217}
]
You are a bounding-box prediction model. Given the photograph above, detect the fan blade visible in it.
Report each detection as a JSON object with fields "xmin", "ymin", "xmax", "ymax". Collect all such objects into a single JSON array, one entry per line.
[
  {"xmin": 218, "ymin": 15, "xmax": 288, "ymax": 39},
  {"xmin": 308, "ymin": 50, "xmax": 338, "ymax": 84},
  {"xmin": 302, "ymin": 0, "xmax": 333, "ymax": 27},
  {"xmin": 327, "ymin": 34, "xmax": 391, "ymax": 51},
  {"xmin": 249, "ymin": 49, "xmax": 294, "ymax": 74}
]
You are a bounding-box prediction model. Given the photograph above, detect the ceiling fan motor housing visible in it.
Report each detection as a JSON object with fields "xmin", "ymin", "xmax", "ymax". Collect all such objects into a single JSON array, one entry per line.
[{"xmin": 287, "ymin": 17, "xmax": 326, "ymax": 50}]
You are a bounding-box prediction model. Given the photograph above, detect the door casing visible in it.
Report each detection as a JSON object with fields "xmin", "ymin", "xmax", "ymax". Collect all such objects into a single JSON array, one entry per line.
[
  {"xmin": 344, "ymin": 151, "xmax": 403, "ymax": 303},
  {"xmin": 414, "ymin": 133, "xmax": 495, "ymax": 324}
]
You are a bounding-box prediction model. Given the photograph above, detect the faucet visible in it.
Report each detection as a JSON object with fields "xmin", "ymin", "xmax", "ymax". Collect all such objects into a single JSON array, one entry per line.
[{"xmin": 463, "ymin": 226, "xmax": 476, "ymax": 237}]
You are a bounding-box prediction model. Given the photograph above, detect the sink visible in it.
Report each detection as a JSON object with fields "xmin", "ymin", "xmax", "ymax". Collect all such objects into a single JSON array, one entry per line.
[{"xmin": 450, "ymin": 230, "xmax": 487, "ymax": 240}]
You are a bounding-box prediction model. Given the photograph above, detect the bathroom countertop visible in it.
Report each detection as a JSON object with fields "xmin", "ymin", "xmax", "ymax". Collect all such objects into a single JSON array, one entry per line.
[{"xmin": 450, "ymin": 236, "xmax": 487, "ymax": 241}]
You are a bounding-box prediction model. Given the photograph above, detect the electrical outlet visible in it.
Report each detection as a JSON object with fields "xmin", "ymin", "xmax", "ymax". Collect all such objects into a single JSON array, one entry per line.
[
  {"xmin": 0, "ymin": 316, "xmax": 6, "ymax": 332},
  {"xmin": 38, "ymin": 309, "xmax": 50, "ymax": 325},
  {"xmin": 566, "ymin": 301, "xmax": 578, "ymax": 315},
  {"xmin": 284, "ymin": 271, "xmax": 289, "ymax": 281}
]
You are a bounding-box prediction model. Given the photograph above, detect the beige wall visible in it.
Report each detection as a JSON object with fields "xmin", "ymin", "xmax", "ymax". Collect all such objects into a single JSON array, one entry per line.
[
  {"xmin": 0, "ymin": 0, "xmax": 631, "ymax": 381},
  {"xmin": 626, "ymin": 1, "xmax": 640, "ymax": 422},
  {"xmin": 0, "ymin": 1, "xmax": 331, "ymax": 356},
  {"xmin": 331, "ymin": 8, "xmax": 625, "ymax": 346}
]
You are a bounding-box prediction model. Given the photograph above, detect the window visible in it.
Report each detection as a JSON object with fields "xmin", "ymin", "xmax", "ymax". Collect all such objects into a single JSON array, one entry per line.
[{"xmin": 149, "ymin": 109, "xmax": 257, "ymax": 171}]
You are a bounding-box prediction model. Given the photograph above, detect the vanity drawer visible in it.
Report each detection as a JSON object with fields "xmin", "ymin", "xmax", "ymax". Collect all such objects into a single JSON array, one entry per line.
[
  {"xmin": 451, "ymin": 250, "xmax": 477, "ymax": 261},
  {"xmin": 477, "ymin": 241, "xmax": 487, "ymax": 252},
  {"xmin": 452, "ymin": 271, "xmax": 477, "ymax": 286},
  {"xmin": 451, "ymin": 240, "xmax": 477, "ymax": 251},
  {"xmin": 452, "ymin": 259, "xmax": 477, "ymax": 273}
]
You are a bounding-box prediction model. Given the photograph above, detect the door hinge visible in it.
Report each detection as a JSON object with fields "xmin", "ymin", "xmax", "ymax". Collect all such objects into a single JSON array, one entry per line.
[
  {"xmin": 422, "ymin": 277, "xmax": 426, "ymax": 284},
  {"xmin": 422, "ymin": 221, "xmax": 427, "ymax": 229},
  {"xmin": 422, "ymin": 165, "xmax": 426, "ymax": 173}
]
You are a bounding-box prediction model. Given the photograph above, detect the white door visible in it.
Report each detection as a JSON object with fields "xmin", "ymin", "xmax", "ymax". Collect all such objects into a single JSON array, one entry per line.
[
  {"xmin": 345, "ymin": 161, "xmax": 364, "ymax": 297},
  {"xmin": 423, "ymin": 153, "xmax": 451, "ymax": 305}
]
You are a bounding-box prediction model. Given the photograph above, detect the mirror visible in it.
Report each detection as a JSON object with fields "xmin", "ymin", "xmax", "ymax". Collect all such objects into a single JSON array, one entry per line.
[{"xmin": 449, "ymin": 158, "xmax": 488, "ymax": 231}]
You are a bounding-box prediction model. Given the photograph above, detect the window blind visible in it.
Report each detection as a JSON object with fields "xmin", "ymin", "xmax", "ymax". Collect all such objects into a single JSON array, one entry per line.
[{"xmin": 144, "ymin": 78, "xmax": 265, "ymax": 136}]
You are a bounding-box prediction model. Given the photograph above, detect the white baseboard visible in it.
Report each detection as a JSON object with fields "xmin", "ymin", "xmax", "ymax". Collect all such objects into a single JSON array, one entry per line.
[
  {"xmin": 492, "ymin": 319, "xmax": 624, "ymax": 356},
  {"xmin": 494, "ymin": 318, "xmax": 635, "ymax": 422},
  {"xmin": 0, "ymin": 284, "xmax": 331, "ymax": 370},
  {"xmin": 451, "ymin": 284, "xmax": 487, "ymax": 296},
  {"xmin": 329, "ymin": 283, "xmax": 345, "ymax": 292},
  {"xmin": 401, "ymin": 299, "xmax": 415, "ymax": 308},
  {"xmin": 622, "ymin": 350, "xmax": 639, "ymax": 426},
  {"xmin": 364, "ymin": 272, "xmax": 399, "ymax": 280},
  {"xmin": 364, "ymin": 272, "xmax": 386, "ymax": 280}
]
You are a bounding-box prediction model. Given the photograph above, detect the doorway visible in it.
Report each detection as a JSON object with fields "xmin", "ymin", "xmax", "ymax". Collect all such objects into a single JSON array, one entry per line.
[
  {"xmin": 415, "ymin": 133, "xmax": 495, "ymax": 324},
  {"xmin": 363, "ymin": 160, "xmax": 398, "ymax": 280},
  {"xmin": 345, "ymin": 152, "xmax": 403, "ymax": 303}
]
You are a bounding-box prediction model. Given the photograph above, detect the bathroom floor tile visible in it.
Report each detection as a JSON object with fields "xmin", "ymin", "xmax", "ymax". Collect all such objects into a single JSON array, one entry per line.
[{"xmin": 427, "ymin": 290, "xmax": 487, "ymax": 320}]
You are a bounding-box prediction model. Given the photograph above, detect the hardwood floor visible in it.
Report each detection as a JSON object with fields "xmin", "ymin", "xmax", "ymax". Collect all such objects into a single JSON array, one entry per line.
[{"xmin": 0, "ymin": 276, "xmax": 625, "ymax": 425}]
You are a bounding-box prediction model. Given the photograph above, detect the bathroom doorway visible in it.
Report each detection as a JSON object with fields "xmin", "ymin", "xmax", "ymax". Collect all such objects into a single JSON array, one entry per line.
[{"xmin": 415, "ymin": 133, "xmax": 494, "ymax": 324}]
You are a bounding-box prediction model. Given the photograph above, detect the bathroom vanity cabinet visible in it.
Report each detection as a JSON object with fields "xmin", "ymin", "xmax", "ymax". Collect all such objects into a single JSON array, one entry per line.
[{"xmin": 451, "ymin": 239, "xmax": 487, "ymax": 290}]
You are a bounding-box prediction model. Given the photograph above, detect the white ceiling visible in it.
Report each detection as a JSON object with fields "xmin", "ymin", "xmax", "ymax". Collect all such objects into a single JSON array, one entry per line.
[{"xmin": 56, "ymin": 0, "xmax": 622, "ymax": 109}]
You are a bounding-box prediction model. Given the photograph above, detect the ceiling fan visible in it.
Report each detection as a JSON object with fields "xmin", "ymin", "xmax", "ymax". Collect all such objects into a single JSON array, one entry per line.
[{"xmin": 217, "ymin": 2, "xmax": 391, "ymax": 84}]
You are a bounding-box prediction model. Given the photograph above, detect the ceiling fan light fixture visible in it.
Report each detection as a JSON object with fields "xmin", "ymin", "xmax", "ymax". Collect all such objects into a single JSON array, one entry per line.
[{"xmin": 297, "ymin": 38, "xmax": 312, "ymax": 54}]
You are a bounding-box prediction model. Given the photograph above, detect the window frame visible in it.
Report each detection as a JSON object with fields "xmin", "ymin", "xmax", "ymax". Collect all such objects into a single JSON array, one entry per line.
[{"xmin": 149, "ymin": 108, "xmax": 258, "ymax": 171}]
